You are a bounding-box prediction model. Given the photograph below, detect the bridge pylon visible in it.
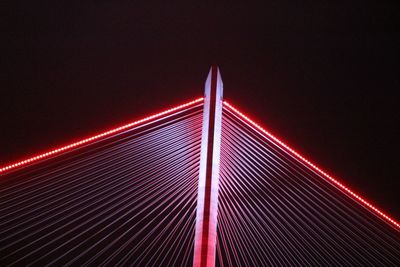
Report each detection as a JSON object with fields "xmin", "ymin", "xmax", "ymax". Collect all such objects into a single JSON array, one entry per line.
[{"xmin": 193, "ymin": 66, "xmax": 223, "ymax": 267}]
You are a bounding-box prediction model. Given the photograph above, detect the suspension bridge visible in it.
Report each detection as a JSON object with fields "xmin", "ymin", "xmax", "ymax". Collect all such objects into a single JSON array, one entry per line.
[{"xmin": 0, "ymin": 67, "xmax": 399, "ymax": 266}]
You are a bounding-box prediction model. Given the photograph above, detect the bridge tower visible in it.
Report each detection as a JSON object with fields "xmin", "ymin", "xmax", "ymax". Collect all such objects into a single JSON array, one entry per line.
[{"xmin": 193, "ymin": 66, "xmax": 223, "ymax": 267}]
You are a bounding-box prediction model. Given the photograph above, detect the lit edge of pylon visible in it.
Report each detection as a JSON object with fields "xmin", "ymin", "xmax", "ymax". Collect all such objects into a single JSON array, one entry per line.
[
  {"xmin": 0, "ymin": 97, "xmax": 204, "ymax": 174},
  {"xmin": 223, "ymin": 100, "xmax": 400, "ymax": 231}
]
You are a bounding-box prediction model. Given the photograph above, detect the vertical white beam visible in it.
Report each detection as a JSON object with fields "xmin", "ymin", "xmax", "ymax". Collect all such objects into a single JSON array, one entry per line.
[{"xmin": 193, "ymin": 66, "xmax": 223, "ymax": 267}]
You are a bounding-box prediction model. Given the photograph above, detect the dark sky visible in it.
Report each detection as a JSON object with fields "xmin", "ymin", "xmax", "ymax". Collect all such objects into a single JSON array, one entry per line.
[{"xmin": 2, "ymin": 1, "xmax": 399, "ymax": 218}]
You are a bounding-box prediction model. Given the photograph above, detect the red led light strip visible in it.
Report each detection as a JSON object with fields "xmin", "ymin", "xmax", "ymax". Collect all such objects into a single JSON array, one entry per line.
[
  {"xmin": 0, "ymin": 98, "xmax": 204, "ymax": 174},
  {"xmin": 223, "ymin": 101, "xmax": 400, "ymax": 230}
]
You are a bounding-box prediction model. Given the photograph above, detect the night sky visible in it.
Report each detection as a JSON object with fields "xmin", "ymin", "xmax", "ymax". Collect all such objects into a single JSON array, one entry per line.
[{"xmin": 2, "ymin": 2, "xmax": 399, "ymax": 218}]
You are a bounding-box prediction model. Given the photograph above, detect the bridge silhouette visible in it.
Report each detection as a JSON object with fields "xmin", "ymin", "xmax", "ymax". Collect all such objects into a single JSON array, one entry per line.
[{"xmin": 1, "ymin": 67, "xmax": 399, "ymax": 266}]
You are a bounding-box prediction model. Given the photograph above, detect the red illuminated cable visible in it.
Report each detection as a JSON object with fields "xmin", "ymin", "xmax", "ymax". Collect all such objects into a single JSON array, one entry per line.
[
  {"xmin": 0, "ymin": 98, "xmax": 204, "ymax": 174},
  {"xmin": 223, "ymin": 101, "xmax": 400, "ymax": 230}
]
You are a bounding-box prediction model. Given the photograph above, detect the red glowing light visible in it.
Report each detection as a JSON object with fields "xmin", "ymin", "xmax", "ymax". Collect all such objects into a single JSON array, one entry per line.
[
  {"xmin": 0, "ymin": 98, "xmax": 204, "ymax": 174},
  {"xmin": 2, "ymin": 96, "xmax": 398, "ymax": 231},
  {"xmin": 223, "ymin": 100, "xmax": 400, "ymax": 230}
]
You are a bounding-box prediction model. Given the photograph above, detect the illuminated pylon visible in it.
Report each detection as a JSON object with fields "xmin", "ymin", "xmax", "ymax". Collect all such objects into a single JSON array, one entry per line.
[{"xmin": 193, "ymin": 66, "xmax": 223, "ymax": 267}]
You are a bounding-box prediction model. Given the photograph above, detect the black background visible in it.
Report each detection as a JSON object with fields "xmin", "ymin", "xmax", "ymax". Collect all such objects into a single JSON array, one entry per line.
[{"xmin": 2, "ymin": 1, "xmax": 399, "ymax": 219}]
